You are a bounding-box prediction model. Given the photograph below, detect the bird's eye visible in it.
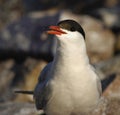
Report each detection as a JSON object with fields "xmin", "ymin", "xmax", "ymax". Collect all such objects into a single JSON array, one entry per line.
[{"xmin": 70, "ymin": 27, "xmax": 76, "ymax": 31}]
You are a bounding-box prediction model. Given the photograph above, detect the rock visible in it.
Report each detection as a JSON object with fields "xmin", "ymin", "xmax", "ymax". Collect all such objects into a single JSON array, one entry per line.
[
  {"xmin": 0, "ymin": 60, "xmax": 15, "ymax": 102},
  {"xmin": 60, "ymin": 11, "xmax": 115, "ymax": 63},
  {"xmin": 98, "ymin": 8, "xmax": 120, "ymax": 32},
  {"xmin": 1, "ymin": 98, "xmax": 120, "ymax": 115},
  {"xmin": 115, "ymin": 34, "xmax": 120, "ymax": 52},
  {"xmin": 0, "ymin": 11, "xmax": 60, "ymax": 61},
  {"xmin": 22, "ymin": 0, "xmax": 103, "ymax": 13},
  {"xmin": 0, "ymin": 0, "xmax": 23, "ymax": 30},
  {"xmin": 61, "ymin": 0, "xmax": 102, "ymax": 13},
  {"xmin": 14, "ymin": 58, "xmax": 47, "ymax": 102},
  {"xmin": 0, "ymin": 102, "xmax": 43, "ymax": 115},
  {"xmin": 91, "ymin": 97, "xmax": 120, "ymax": 115},
  {"xmin": 105, "ymin": 98, "xmax": 120, "ymax": 115},
  {"xmin": 94, "ymin": 55, "xmax": 120, "ymax": 92},
  {"xmin": 104, "ymin": 0, "xmax": 120, "ymax": 8},
  {"xmin": 95, "ymin": 55, "xmax": 120, "ymax": 76},
  {"xmin": 90, "ymin": 97, "xmax": 120, "ymax": 115},
  {"xmin": 101, "ymin": 74, "xmax": 116, "ymax": 92},
  {"xmin": 103, "ymin": 73, "xmax": 120, "ymax": 98},
  {"xmin": 22, "ymin": 0, "xmax": 60, "ymax": 12}
]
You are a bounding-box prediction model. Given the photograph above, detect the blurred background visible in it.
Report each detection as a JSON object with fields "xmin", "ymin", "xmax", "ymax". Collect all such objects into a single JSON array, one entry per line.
[{"xmin": 0, "ymin": 0, "xmax": 120, "ymax": 115}]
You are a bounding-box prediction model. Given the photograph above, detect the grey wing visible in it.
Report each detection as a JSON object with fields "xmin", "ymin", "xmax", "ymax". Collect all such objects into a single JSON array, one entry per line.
[
  {"xmin": 96, "ymin": 77, "xmax": 102, "ymax": 97},
  {"xmin": 91, "ymin": 65, "xmax": 102, "ymax": 96},
  {"xmin": 34, "ymin": 62, "xmax": 52, "ymax": 110}
]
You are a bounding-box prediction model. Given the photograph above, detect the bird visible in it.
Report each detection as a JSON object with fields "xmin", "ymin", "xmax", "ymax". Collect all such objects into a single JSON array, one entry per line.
[{"xmin": 15, "ymin": 19, "xmax": 102, "ymax": 115}]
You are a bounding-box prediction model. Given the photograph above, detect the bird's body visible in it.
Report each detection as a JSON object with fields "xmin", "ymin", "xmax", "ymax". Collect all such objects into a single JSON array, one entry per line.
[{"xmin": 34, "ymin": 20, "xmax": 102, "ymax": 115}]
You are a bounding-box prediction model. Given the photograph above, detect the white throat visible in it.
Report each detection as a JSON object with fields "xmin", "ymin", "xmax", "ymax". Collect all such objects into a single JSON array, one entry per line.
[{"xmin": 54, "ymin": 31, "xmax": 89, "ymax": 66}]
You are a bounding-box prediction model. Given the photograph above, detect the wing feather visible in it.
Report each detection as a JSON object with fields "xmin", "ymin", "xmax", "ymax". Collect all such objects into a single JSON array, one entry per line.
[{"xmin": 34, "ymin": 62, "xmax": 52, "ymax": 109}]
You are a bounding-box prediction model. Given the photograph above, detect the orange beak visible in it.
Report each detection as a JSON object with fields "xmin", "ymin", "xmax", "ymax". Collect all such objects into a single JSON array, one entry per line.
[{"xmin": 47, "ymin": 26, "xmax": 67, "ymax": 35}]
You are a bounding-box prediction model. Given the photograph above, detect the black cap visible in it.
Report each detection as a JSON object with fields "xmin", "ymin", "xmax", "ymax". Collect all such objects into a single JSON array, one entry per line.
[{"xmin": 57, "ymin": 20, "xmax": 85, "ymax": 39}]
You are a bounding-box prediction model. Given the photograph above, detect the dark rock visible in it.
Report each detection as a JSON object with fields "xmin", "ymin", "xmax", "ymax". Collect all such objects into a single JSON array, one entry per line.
[
  {"xmin": 105, "ymin": 98, "xmax": 120, "ymax": 115},
  {"xmin": 101, "ymin": 74, "xmax": 116, "ymax": 91},
  {"xmin": 88, "ymin": 6, "xmax": 120, "ymax": 34},
  {"xmin": 63, "ymin": 0, "xmax": 103, "ymax": 13},
  {"xmin": 94, "ymin": 55, "xmax": 120, "ymax": 93},
  {"xmin": 98, "ymin": 8, "xmax": 120, "ymax": 33},
  {"xmin": 0, "ymin": 0, "xmax": 23, "ymax": 30},
  {"xmin": 0, "ymin": 60, "xmax": 15, "ymax": 102},
  {"xmin": 22, "ymin": 0, "xmax": 103, "ymax": 13},
  {"xmin": 115, "ymin": 33, "xmax": 120, "ymax": 52},
  {"xmin": 104, "ymin": 0, "xmax": 120, "ymax": 8},
  {"xmin": 23, "ymin": 0, "xmax": 59, "ymax": 12},
  {"xmin": 103, "ymin": 73, "xmax": 120, "ymax": 98},
  {"xmin": 0, "ymin": 11, "xmax": 60, "ymax": 61},
  {"xmin": 90, "ymin": 97, "xmax": 120, "ymax": 115}
]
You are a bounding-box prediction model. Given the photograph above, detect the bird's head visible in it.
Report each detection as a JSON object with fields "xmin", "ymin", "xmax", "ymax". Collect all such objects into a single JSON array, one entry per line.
[{"xmin": 47, "ymin": 20, "xmax": 85, "ymax": 41}]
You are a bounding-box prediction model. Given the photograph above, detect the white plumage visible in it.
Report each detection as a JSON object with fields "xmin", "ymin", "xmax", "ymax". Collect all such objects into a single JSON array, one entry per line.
[{"xmin": 34, "ymin": 20, "xmax": 102, "ymax": 115}]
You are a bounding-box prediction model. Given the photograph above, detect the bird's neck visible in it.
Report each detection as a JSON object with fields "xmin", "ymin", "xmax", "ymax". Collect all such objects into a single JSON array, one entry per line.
[{"xmin": 53, "ymin": 39, "xmax": 89, "ymax": 66}]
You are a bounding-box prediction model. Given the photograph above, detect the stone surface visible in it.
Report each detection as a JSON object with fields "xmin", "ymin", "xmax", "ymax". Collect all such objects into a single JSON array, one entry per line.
[
  {"xmin": 104, "ymin": 0, "xmax": 120, "ymax": 7},
  {"xmin": 98, "ymin": 8, "xmax": 120, "ymax": 32},
  {"xmin": 105, "ymin": 98, "xmax": 120, "ymax": 115},
  {"xmin": 96, "ymin": 55, "xmax": 120, "ymax": 76},
  {"xmin": 0, "ymin": 0, "xmax": 23, "ymax": 30},
  {"xmin": 115, "ymin": 34, "xmax": 120, "ymax": 52},
  {"xmin": 14, "ymin": 58, "xmax": 47, "ymax": 102},
  {"xmin": 0, "ymin": 102, "xmax": 43, "ymax": 115},
  {"xmin": 103, "ymin": 73, "xmax": 120, "ymax": 98},
  {"xmin": 90, "ymin": 97, "xmax": 108, "ymax": 115},
  {"xmin": 0, "ymin": 60, "xmax": 15, "ymax": 102},
  {"xmin": 0, "ymin": 11, "xmax": 60, "ymax": 61},
  {"xmin": 90, "ymin": 97, "xmax": 120, "ymax": 115},
  {"xmin": 22, "ymin": 0, "xmax": 102, "ymax": 13}
]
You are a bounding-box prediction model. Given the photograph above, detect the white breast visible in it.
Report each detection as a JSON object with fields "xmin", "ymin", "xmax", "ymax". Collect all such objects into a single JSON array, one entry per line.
[{"xmin": 45, "ymin": 64, "xmax": 100, "ymax": 115}]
